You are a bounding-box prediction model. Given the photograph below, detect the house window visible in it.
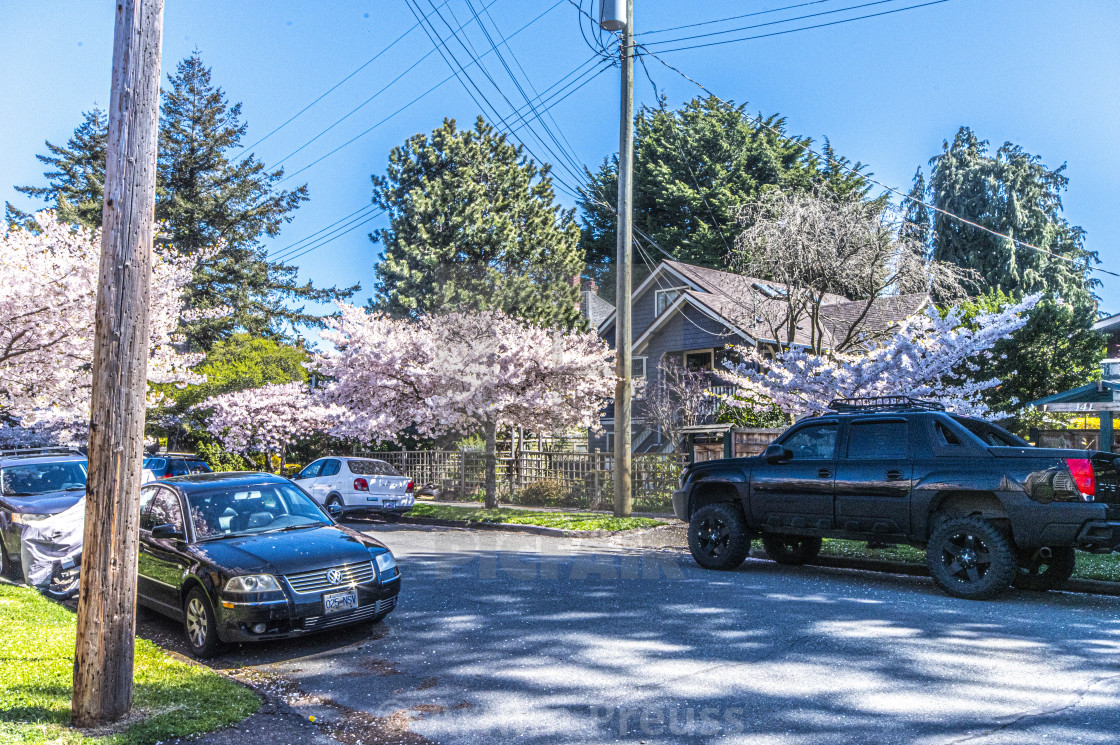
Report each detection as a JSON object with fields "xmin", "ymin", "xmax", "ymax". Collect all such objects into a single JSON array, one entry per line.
[
  {"xmin": 684, "ymin": 350, "xmax": 714, "ymax": 372},
  {"xmin": 654, "ymin": 287, "xmax": 687, "ymax": 316},
  {"xmin": 632, "ymin": 357, "xmax": 646, "ymax": 378}
]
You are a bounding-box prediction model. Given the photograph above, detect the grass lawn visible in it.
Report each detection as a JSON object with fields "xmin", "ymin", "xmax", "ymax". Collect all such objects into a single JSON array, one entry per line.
[
  {"xmin": 818, "ymin": 539, "xmax": 1120, "ymax": 583},
  {"xmin": 406, "ymin": 503, "xmax": 665, "ymax": 531},
  {"xmin": 0, "ymin": 584, "xmax": 259, "ymax": 745}
]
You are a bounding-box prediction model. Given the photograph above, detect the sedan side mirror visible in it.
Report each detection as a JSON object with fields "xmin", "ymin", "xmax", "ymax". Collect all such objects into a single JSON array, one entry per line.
[
  {"xmin": 763, "ymin": 443, "xmax": 793, "ymax": 464},
  {"xmin": 151, "ymin": 523, "xmax": 185, "ymax": 540},
  {"xmin": 327, "ymin": 502, "xmax": 343, "ymax": 519}
]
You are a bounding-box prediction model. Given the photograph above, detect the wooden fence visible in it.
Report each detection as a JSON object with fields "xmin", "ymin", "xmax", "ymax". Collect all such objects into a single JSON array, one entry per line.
[{"xmin": 364, "ymin": 450, "xmax": 688, "ymax": 512}]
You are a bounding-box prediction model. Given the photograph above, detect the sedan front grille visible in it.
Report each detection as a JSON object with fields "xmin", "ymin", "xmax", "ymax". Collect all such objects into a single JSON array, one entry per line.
[
  {"xmin": 300, "ymin": 596, "xmax": 397, "ymax": 631},
  {"xmin": 283, "ymin": 561, "xmax": 375, "ymax": 594}
]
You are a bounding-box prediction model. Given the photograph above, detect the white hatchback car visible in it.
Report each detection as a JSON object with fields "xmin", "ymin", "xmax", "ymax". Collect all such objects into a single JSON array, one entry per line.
[{"xmin": 293, "ymin": 456, "xmax": 415, "ymax": 517}]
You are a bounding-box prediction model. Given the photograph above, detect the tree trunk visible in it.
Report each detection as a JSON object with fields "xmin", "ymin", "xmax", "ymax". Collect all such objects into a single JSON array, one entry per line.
[
  {"xmin": 72, "ymin": 0, "xmax": 164, "ymax": 727},
  {"xmin": 279, "ymin": 443, "xmax": 287, "ymax": 474},
  {"xmin": 484, "ymin": 422, "xmax": 498, "ymax": 509}
]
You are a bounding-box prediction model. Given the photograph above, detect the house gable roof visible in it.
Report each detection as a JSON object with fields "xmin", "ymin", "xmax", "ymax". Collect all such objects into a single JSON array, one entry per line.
[{"xmin": 601, "ymin": 258, "xmax": 928, "ymax": 353}]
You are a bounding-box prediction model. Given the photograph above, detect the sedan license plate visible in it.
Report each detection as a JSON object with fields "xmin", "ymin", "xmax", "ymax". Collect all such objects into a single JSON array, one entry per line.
[{"xmin": 322, "ymin": 588, "xmax": 358, "ymax": 615}]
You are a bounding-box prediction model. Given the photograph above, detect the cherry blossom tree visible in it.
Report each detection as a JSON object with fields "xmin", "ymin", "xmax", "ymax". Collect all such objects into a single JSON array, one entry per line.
[
  {"xmin": 193, "ymin": 382, "xmax": 338, "ymax": 470},
  {"xmin": 719, "ymin": 295, "xmax": 1041, "ymax": 418},
  {"xmin": 318, "ymin": 306, "xmax": 615, "ymax": 507},
  {"xmin": 0, "ymin": 211, "xmax": 205, "ymax": 443}
]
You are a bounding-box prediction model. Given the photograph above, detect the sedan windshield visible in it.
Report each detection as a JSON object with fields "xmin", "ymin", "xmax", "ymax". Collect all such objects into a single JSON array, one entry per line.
[
  {"xmin": 186, "ymin": 482, "xmax": 332, "ymax": 540},
  {"xmin": 0, "ymin": 461, "xmax": 87, "ymax": 496}
]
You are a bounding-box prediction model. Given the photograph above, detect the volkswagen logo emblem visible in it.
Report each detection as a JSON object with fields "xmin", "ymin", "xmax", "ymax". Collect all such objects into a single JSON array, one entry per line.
[{"xmin": 326, "ymin": 569, "xmax": 343, "ymax": 585}]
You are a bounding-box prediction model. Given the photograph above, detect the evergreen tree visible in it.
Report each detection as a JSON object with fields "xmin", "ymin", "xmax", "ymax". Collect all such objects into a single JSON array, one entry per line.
[
  {"xmin": 372, "ymin": 116, "xmax": 584, "ymax": 329},
  {"xmin": 12, "ymin": 52, "xmax": 355, "ymax": 350},
  {"xmin": 927, "ymin": 127, "xmax": 1103, "ymax": 410},
  {"xmin": 158, "ymin": 52, "xmax": 354, "ymax": 348},
  {"xmin": 578, "ymin": 96, "xmax": 871, "ymax": 300},
  {"xmin": 929, "ymin": 127, "xmax": 1097, "ymax": 301},
  {"xmin": 900, "ymin": 167, "xmax": 932, "ymax": 249},
  {"xmin": 14, "ymin": 107, "xmax": 108, "ymax": 228}
]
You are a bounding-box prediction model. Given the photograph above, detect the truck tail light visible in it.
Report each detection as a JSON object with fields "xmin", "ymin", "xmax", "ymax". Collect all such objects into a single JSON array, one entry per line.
[
  {"xmin": 406, "ymin": 479, "xmax": 414, "ymax": 493},
  {"xmin": 1066, "ymin": 458, "xmax": 1095, "ymax": 498},
  {"xmin": 353, "ymin": 478, "xmax": 369, "ymax": 491}
]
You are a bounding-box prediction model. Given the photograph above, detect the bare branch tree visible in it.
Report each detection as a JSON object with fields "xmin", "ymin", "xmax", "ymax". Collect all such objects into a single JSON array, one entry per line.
[
  {"xmin": 643, "ymin": 358, "xmax": 712, "ymax": 452},
  {"xmin": 732, "ymin": 187, "xmax": 976, "ymax": 355}
]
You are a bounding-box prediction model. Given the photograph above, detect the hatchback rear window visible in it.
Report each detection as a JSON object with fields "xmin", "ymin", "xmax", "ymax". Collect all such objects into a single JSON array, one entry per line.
[{"xmin": 347, "ymin": 459, "xmax": 401, "ymax": 476}]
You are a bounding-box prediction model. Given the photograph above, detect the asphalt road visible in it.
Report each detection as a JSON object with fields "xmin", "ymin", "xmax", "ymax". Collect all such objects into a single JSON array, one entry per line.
[{"xmin": 144, "ymin": 523, "xmax": 1120, "ymax": 745}]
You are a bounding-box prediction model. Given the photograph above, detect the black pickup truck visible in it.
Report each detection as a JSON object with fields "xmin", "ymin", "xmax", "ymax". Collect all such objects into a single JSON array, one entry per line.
[{"xmin": 672, "ymin": 397, "xmax": 1120, "ymax": 599}]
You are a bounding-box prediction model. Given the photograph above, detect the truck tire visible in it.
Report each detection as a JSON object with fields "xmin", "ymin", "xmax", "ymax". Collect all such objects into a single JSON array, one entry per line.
[
  {"xmin": 688, "ymin": 503, "xmax": 751, "ymax": 571},
  {"xmin": 761, "ymin": 534, "xmax": 823, "ymax": 565},
  {"xmin": 1013, "ymin": 547, "xmax": 1076, "ymax": 591},
  {"xmin": 926, "ymin": 515, "xmax": 1016, "ymax": 600}
]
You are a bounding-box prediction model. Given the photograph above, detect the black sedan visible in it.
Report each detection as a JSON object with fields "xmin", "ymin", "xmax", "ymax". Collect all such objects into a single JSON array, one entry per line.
[{"xmin": 137, "ymin": 472, "xmax": 400, "ymax": 657}]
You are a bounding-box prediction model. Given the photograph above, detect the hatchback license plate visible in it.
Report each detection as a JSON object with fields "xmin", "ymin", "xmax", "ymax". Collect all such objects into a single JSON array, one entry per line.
[{"xmin": 322, "ymin": 588, "xmax": 358, "ymax": 615}]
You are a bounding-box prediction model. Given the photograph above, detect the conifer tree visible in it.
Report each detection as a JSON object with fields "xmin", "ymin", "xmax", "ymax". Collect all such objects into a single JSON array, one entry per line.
[
  {"xmin": 14, "ymin": 107, "xmax": 108, "ymax": 228},
  {"xmin": 926, "ymin": 127, "xmax": 1103, "ymax": 410},
  {"xmin": 13, "ymin": 52, "xmax": 355, "ymax": 350},
  {"xmin": 578, "ymin": 97, "xmax": 871, "ymax": 300},
  {"xmin": 372, "ymin": 116, "xmax": 584, "ymax": 329}
]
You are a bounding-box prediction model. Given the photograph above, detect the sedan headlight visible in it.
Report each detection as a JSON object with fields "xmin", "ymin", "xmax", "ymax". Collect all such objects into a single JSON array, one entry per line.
[
  {"xmin": 374, "ymin": 551, "xmax": 397, "ymax": 575},
  {"xmin": 11, "ymin": 512, "xmax": 50, "ymax": 525},
  {"xmin": 224, "ymin": 574, "xmax": 281, "ymax": 593}
]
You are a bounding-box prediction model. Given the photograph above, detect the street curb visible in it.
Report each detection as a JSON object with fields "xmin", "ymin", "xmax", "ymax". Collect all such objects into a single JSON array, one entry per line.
[
  {"xmin": 750, "ymin": 549, "xmax": 1120, "ymax": 597},
  {"xmin": 368, "ymin": 514, "xmax": 667, "ymax": 538}
]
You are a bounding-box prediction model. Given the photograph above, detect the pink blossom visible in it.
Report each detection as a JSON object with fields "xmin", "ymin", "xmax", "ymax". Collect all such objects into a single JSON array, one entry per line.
[{"xmin": 720, "ymin": 295, "xmax": 1040, "ymax": 418}]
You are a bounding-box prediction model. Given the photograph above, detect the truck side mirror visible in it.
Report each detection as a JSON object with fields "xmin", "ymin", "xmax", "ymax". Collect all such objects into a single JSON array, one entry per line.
[{"xmin": 764, "ymin": 444, "xmax": 793, "ymax": 464}]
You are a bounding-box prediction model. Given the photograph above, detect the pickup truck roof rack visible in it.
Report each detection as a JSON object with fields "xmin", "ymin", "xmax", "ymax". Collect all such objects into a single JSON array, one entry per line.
[{"xmin": 828, "ymin": 396, "xmax": 946, "ymax": 413}]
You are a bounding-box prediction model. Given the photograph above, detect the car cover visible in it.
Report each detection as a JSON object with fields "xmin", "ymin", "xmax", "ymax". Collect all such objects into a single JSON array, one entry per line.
[{"xmin": 19, "ymin": 498, "xmax": 84, "ymax": 588}]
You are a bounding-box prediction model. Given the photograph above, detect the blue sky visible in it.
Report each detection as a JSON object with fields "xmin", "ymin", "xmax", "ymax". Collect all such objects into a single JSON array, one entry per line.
[{"xmin": 3, "ymin": 0, "xmax": 1119, "ymax": 339}]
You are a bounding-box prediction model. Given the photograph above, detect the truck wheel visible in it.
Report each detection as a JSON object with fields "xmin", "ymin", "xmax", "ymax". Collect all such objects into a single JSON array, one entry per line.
[
  {"xmin": 688, "ymin": 503, "xmax": 751, "ymax": 571},
  {"xmin": 0, "ymin": 543, "xmax": 13, "ymax": 580},
  {"xmin": 926, "ymin": 515, "xmax": 1016, "ymax": 600},
  {"xmin": 1013, "ymin": 547, "xmax": 1076, "ymax": 591},
  {"xmin": 761, "ymin": 534, "xmax": 823, "ymax": 565}
]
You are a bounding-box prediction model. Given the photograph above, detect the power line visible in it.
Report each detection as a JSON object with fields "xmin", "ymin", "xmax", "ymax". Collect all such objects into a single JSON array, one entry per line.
[
  {"xmin": 267, "ymin": 0, "xmax": 504, "ymax": 174},
  {"xmin": 635, "ymin": 44, "xmax": 1118, "ymax": 279},
  {"xmin": 639, "ymin": 0, "xmax": 917, "ymax": 48},
  {"xmin": 406, "ymin": 0, "xmax": 587, "ymax": 198},
  {"xmin": 638, "ymin": 0, "xmax": 953, "ymax": 54},
  {"xmin": 424, "ymin": 0, "xmax": 590, "ymax": 192},
  {"xmin": 270, "ymin": 204, "xmax": 381, "ymax": 263},
  {"xmin": 265, "ymin": 55, "xmax": 608, "ymax": 265},
  {"xmin": 275, "ymin": 0, "xmax": 567, "ymax": 186},
  {"xmin": 233, "ymin": 0, "xmax": 460, "ymax": 161},
  {"xmin": 280, "ymin": 208, "xmax": 388, "ymax": 264},
  {"xmin": 637, "ymin": 0, "xmax": 839, "ymax": 37},
  {"xmin": 268, "ymin": 203, "xmax": 377, "ymax": 259}
]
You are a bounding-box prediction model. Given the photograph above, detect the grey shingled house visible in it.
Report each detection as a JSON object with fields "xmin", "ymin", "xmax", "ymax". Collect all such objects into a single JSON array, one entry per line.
[{"xmin": 587, "ymin": 260, "xmax": 928, "ymax": 453}]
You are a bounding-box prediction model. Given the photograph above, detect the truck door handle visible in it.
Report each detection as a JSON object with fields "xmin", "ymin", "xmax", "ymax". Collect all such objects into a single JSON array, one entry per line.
[
  {"xmin": 817, "ymin": 468, "xmax": 832, "ymax": 478},
  {"xmin": 886, "ymin": 470, "xmax": 903, "ymax": 480}
]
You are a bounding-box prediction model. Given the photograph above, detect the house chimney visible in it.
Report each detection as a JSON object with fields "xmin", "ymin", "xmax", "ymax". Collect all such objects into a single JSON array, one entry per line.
[{"xmin": 581, "ymin": 277, "xmax": 599, "ymax": 296}]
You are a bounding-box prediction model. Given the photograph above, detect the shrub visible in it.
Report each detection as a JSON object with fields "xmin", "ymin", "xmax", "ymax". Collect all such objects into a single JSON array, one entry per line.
[
  {"xmin": 515, "ymin": 479, "xmax": 575, "ymax": 507},
  {"xmin": 195, "ymin": 440, "xmax": 251, "ymax": 472}
]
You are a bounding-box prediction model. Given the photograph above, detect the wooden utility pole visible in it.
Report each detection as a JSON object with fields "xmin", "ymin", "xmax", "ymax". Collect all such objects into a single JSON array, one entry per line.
[
  {"xmin": 72, "ymin": 0, "xmax": 164, "ymax": 727},
  {"xmin": 607, "ymin": 0, "xmax": 635, "ymax": 517}
]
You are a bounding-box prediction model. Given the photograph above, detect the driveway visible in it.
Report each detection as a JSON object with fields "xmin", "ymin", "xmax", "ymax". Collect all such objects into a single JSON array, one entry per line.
[{"xmin": 145, "ymin": 523, "xmax": 1120, "ymax": 744}]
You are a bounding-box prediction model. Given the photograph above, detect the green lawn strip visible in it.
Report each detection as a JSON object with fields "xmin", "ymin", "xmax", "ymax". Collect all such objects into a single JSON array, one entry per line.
[
  {"xmin": 406, "ymin": 503, "xmax": 664, "ymax": 531},
  {"xmin": 0, "ymin": 584, "xmax": 258, "ymax": 745},
  {"xmin": 817, "ymin": 538, "xmax": 1120, "ymax": 583}
]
